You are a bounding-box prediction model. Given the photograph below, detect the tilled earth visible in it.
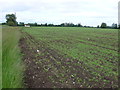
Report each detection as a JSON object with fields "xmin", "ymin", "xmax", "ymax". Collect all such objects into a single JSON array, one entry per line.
[{"xmin": 19, "ymin": 31, "xmax": 118, "ymax": 88}]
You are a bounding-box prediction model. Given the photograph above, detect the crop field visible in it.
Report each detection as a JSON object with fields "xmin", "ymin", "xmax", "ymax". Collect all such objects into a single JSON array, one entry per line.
[
  {"xmin": 2, "ymin": 26, "xmax": 24, "ymax": 88},
  {"xmin": 20, "ymin": 27, "xmax": 118, "ymax": 88}
]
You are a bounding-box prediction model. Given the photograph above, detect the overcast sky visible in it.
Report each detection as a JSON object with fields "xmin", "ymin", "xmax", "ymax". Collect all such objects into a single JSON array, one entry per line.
[{"xmin": 0, "ymin": 0, "xmax": 119, "ymax": 26}]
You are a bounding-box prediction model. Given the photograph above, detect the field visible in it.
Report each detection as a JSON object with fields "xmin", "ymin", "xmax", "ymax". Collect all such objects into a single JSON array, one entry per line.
[
  {"xmin": 20, "ymin": 27, "xmax": 118, "ymax": 88},
  {"xmin": 2, "ymin": 26, "xmax": 24, "ymax": 88}
]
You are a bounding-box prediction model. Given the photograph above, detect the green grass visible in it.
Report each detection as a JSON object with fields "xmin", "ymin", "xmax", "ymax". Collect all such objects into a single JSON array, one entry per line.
[
  {"xmin": 2, "ymin": 26, "xmax": 24, "ymax": 88},
  {"xmin": 0, "ymin": 25, "xmax": 2, "ymax": 89},
  {"xmin": 23, "ymin": 27, "xmax": 118, "ymax": 87}
]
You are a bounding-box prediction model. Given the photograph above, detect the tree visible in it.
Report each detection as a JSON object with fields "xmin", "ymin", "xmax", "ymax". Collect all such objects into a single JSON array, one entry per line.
[
  {"xmin": 112, "ymin": 23, "xmax": 117, "ymax": 29},
  {"xmin": 60, "ymin": 23, "xmax": 75, "ymax": 27},
  {"xmin": 1, "ymin": 22, "xmax": 6, "ymax": 25},
  {"xmin": 97, "ymin": 25, "xmax": 99, "ymax": 28},
  {"xmin": 101, "ymin": 23, "xmax": 107, "ymax": 28},
  {"xmin": 19, "ymin": 22, "xmax": 24, "ymax": 26},
  {"xmin": 48, "ymin": 24, "xmax": 54, "ymax": 26},
  {"xmin": 44, "ymin": 23, "xmax": 47, "ymax": 26},
  {"xmin": 118, "ymin": 24, "xmax": 120, "ymax": 29},
  {"xmin": 77, "ymin": 23, "xmax": 82, "ymax": 27},
  {"xmin": 6, "ymin": 14, "xmax": 17, "ymax": 26},
  {"xmin": 34, "ymin": 22, "xmax": 37, "ymax": 26}
]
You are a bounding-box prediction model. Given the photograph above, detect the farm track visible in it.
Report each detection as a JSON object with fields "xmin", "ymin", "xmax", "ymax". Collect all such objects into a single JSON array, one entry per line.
[{"xmin": 19, "ymin": 31, "xmax": 118, "ymax": 88}]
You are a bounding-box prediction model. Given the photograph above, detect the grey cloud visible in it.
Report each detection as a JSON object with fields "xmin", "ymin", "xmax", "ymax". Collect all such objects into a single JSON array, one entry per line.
[
  {"xmin": 0, "ymin": 0, "xmax": 119, "ymax": 26},
  {"xmin": 2, "ymin": 2, "xmax": 32, "ymax": 12}
]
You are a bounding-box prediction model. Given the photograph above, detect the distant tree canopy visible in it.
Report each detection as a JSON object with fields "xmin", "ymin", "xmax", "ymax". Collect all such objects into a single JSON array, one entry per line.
[
  {"xmin": 118, "ymin": 24, "xmax": 120, "ymax": 29},
  {"xmin": 77, "ymin": 23, "xmax": 82, "ymax": 27},
  {"xmin": 111, "ymin": 23, "xmax": 117, "ymax": 29},
  {"xmin": 101, "ymin": 23, "xmax": 107, "ymax": 28},
  {"xmin": 6, "ymin": 14, "xmax": 17, "ymax": 26},
  {"xmin": 97, "ymin": 25, "xmax": 99, "ymax": 28},
  {"xmin": 19, "ymin": 22, "xmax": 24, "ymax": 26},
  {"xmin": 27, "ymin": 23, "xmax": 38, "ymax": 26},
  {"xmin": 60, "ymin": 23, "xmax": 82, "ymax": 27}
]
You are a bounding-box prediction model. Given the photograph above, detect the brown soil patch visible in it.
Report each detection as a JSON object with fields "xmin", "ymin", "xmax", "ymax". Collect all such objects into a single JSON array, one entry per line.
[{"xmin": 19, "ymin": 37, "xmax": 54, "ymax": 88}]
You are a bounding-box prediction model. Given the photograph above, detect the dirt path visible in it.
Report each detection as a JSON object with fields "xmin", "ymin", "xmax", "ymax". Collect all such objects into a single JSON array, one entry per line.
[{"xmin": 19, "ymin": 31, "xmax": 118, "ymax": 88}]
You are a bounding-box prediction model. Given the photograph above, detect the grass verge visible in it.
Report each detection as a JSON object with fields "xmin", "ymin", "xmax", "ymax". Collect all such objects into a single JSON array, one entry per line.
[{"xmin": 2, "ymin": 26, "xmax": 24, "ymax": 88}]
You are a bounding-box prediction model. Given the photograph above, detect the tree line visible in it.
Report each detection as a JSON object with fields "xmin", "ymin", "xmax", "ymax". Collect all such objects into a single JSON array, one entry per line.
[{"xmin": 1, "ymin": 13, "xmax": 120, "ymax": 29}]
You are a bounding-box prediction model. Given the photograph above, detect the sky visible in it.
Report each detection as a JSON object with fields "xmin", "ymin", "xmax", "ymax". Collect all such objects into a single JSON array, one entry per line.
[
  {"xmin": 118, "ymin": 1, "xmax": 120, "ymax": 25},
  {"xmin": 0, "ymin": 0, "xmax": 119, "ymax": 26}
]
